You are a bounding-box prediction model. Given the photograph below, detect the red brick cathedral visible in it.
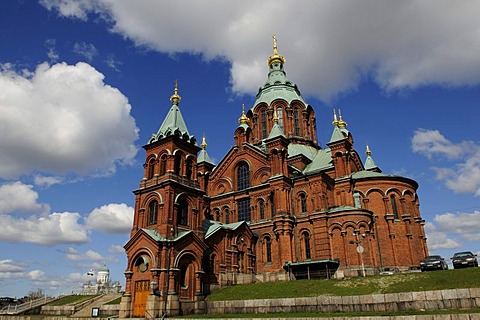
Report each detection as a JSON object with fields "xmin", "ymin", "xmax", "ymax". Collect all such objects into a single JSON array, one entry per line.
[{"xmin": 120, "ymin": 39, "xmax": 428, "ymax": 317}]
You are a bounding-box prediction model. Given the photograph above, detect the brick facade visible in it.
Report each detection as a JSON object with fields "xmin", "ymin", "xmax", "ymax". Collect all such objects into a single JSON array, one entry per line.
[{"xmin": 120, "ymin": 41, "xmax": 428, "ymax": 317}]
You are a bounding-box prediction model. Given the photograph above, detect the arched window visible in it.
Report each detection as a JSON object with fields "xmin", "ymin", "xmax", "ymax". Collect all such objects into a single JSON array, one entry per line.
[
  {"xmin": 276, "ymin": 107, "xmax": 284, "ymax": 130},
  {"xmin": 174, "ymin": 154, "xmax": 182, "ymax": 175},
  {"xmin": 294, "ymin": 108, "xmax": 301, "ymax": 136},
  {"xmin": 214, "ymin": 209, "xmax": 220, "ymax": 221},
  {"xmin": 238, "ymin": 198, "xmax": 251, "ymax": 222},
  {"xmin": 265, "ymin": 237, "xmax": 272, "ymax": 263},
  {"xmin": 237, "ymin": 162, "xmax": 250, "ymax": 190},
  {"xmin": 186, "ymin": 157, "xmax": 193, "ymax": 179},
  {"xmin": 178, "ymin": 200, "xmax": 188, "ymax": 226},
  {"xmin": 148, "ymin": 200, "xmax": 158, "ymax": 225},
  {"xmin": 259, "ymin": 199, "xmax": 265, "ymax": 220},
  {"xmin": 160, "ymin": 155, "xmax": 167, "ymax": 175},
  {"xmin": 269, "ymin": 193, "xmax": 275, "ymax": 217},
  {"xmin": 304, "ymin": 232, "xmax": 311, "ymax": 260},
  {"xmin": 300, "ymin": 193, "xmax": 307, "ymax": 213},
  {"xmin": 261, "ymin": 109, "xmax": 267, "ymax": 139},
  {"xmin": 224, "ymin": 207, "xmax": 230, "ymax": 224},
  {"xmin": 147, "ymin": 158, "xmax": 155, "ymax": 179},
  {"xmin": 390, "ymin": 195, "xmax": 399, "ymax": 219}
]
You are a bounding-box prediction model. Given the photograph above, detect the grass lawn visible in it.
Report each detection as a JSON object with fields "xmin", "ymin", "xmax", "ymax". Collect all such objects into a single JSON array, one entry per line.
[
  {"xmin": 46, "ymin": 295, "xmax": 97, "ymax": 306},
  {"xmin": 207, "ymin": 267, "xmax": 480, "ymax": 301}
]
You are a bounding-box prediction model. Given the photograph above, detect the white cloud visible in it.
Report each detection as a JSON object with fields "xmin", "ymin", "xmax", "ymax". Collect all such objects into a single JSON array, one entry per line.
[
  {"xmin": 39, "ymin": 0, "xmax": 105, "ymax": 20},
  {"xmin": 0, "ymin": 182, "xmax": 47, "ymax": 214},
  {"xmin": 412, "ymin": 129, "xmax": 480, "ymax": 195},
  {"xmin": 64, "ymin": 247, "xmax": 104, "ymax": 261},
  {"xmin": 425, "ymin": 210, "xmax": 480, "ymax": 251},
  {"xmin": 34, "ymin": 175, "xmax": 64, "ymax": 187},
  {"xmin": 28, "ymin": 270, "xmax": 45, "ymax": 281},
  {"xmin": 411, "ymin": 129, "xmax": 469, "ymax": 160},
  {"xmin": 0, "ymin": 61, "xmax": 138, "ymax": 180},
  {"xmin": 425, "ymin": 221, "xmax": 461, "ymax": 251},
  {"xmin": 73, "ymin": 42, "xmax": 98, "ymax": 61},
  {"xmin": 105, "ymin": 54, "xmax": 122, "ymax": 71},
  {"xmin": 0, "ymin": 212, "xmax": 89, "ymax": 246},
  {"xmin": 44, "ymin": 39, "xmax": 59, "ymax": 62},
  {"xmin": 108, "ymin": 244, "xmax": 124, "ymax": 254},
  {"xmin": 433, "ymin": 211, "xmax": 480, "ymax": 242},
  {"xmin": 86, "ymin": 203, "xmax": 133, "ymax": 234},
  {"xmin": 0, "ymin": 259, "xmax": 24, "ymax": 273},
  {"xmin": 40, "ymin": 0, "xmax": 480, "ymax": 101},
  {"xmin": 68, "ymin": 272, "xmax": 91, "ymax": 282}
]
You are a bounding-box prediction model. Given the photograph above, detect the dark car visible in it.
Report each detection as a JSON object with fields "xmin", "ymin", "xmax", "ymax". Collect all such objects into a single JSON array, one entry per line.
[
  {"xmin": 451, "ymin": 251, "xmax": 478, "ymax": 269},
  {"xmin": 420, "ymin": 255, "xmax": 448, "ymax": 271}
]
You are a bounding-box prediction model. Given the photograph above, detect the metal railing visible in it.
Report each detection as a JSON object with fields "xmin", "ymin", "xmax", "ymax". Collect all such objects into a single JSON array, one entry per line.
[{"xmin": 0, "ymin": 295, "xmax": 56, "ymax": 315}]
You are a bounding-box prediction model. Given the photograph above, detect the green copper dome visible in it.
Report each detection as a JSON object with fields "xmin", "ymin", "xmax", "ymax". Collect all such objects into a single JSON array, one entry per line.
[{"xmin": 253, "ymin": 38, "xmax": 306, "ymax": 107}]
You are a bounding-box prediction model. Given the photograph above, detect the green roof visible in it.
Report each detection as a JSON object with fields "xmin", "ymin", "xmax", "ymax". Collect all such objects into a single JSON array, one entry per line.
[
  {"xmin": 203, "ymin": 220, "xmax": 246, "ymax": 239},
  {"xmin": 267, "ymin": 122, "xmax": 285, "ymax": 139},
  {"xmin": 253, "ymin": 59, "xmax": 306, "ymax": 107},
  {"xmin": 303, "ymin": 148, "xmax": 333, "ymax": 173},
  {"xmin": 328, "ymin": 125, "xmax": 351, "ymax": 144},
  {"xmin": 197, "ymin": 148, "xmax": 214, "ymax": 165},
  {"xmin": 141, "ymin": 228, "xmax": 192, "ymax": 242},
  {"xmin": 288, "ymin": 144, "xmax": 318, "ymax": 161},
  {"xmin": 148, "ymin": 100, "xmax": 195, "ymax": 144},
  {"xmin": 364, "ymin": 154, "xmax": 379, "ymax": 171},
  {"xmin": 351, "ymin": 170, "xmax": 390, "ymax": 179}
]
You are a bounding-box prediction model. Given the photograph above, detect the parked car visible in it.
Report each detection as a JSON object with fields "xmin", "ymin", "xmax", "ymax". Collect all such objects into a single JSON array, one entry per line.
[
  {"xmin": 420, "ymin": 255, "xmax": 448, "ymax": 271},
  {"xmin": 451, "ymin": 251, "xmax": 478, "ymax": 269}
]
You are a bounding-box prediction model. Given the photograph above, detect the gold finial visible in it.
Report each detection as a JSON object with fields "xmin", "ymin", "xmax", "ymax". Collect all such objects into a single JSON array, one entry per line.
[
  {"xmin": 238, "ymin": 103, "xmax": 249, "ymax": 124},
  {"xmin": 338, "ymin": 109, "xmax": 347, "ymax": 128},
  {"xmin": 267, "ymin": 35, "xmax": 286, "ymax": 66},
  {"xmin": 273, "ymin": 107, "xmax": 279, "ymax": 123},
  {"xmin": 332, "ymin": 109, "xmax": 339, "ymax": 127},
  {"xmin": 201, "ymin": 133, "xmax": 207, "ymax": 149},
  {"xmin": 170, "ymin": 79, "xmax": 181, "ymax": 104},
  {"xmin": 366, "ymin": 144, "xmax": 372, "ymax": 156}
]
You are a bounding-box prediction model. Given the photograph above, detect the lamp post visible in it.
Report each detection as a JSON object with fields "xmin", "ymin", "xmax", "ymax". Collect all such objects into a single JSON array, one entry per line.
[
  {"xmin": 351, "ymin": 232, "xmax": 366, "ymax": 277},
  {"xmin": 150, "ymin": 280, "xmax": 157, "ymax": 295}
]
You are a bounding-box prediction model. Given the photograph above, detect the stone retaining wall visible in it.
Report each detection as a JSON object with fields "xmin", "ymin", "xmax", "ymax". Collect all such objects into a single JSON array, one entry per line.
[{"xmin": 207, "ymin": 288, "xmax": 480, "ymax": 315}]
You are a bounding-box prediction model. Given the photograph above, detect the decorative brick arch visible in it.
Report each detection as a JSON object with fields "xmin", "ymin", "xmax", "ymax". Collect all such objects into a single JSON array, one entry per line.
[
  {"xmin": 212, "ymin": 177, "xmax": 233, "ymax": 195},
  {"xmin": 174, "ymin": 250, "xmax": 201, "ymax": 301},
  {"xmin": 141, "ymin": 191, "xmax": 164, "ymax": 208}
]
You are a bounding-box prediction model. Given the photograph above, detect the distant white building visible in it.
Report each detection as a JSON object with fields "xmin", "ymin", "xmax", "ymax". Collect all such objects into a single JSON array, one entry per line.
[{"xmin": 80, "ymin": 263, "xmax": 122, "ymax": 295}]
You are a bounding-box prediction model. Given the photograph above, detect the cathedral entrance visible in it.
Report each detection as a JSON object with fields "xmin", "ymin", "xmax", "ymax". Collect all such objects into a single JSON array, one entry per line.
[{"xmin": 133, "ymin": 280, "xmax": 149, "ymax": 317}]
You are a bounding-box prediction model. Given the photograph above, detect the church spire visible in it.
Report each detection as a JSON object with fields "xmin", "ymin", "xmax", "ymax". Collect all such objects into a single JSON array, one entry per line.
[
  {"xmin": 332, "ymin": 109, "xmax": 339, "ymax": 127},
  {"xmin": 337, "ymin": 109, "xmax": 347, "ymax": 128},
  {"xmin": 238, "ymin": 103, "xmax": 249, "ymax": 125},
  {"xmin": 198, "ymin": 133, "xmax": 213, "ymax": 165},
  {"xmin": 170, "ymin": 79, "xmax": 181, "ymax": 104},
  {"xmin": 364, "ymin": 144, "xmax": 381, "ymax": 172},
  {"xmin": 267, "ymin": 35, "xmax": 286, "ymax": 66},
  {"xmin": 267, "ymin": 107, "xmax": 285, "ymax": 139},
  {"xmin": 149, "ymin": 80, "xmax": 194, "ymax": 144}
]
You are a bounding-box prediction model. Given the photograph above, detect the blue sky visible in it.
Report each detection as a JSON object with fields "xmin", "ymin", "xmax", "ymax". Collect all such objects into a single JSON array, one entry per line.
[{"xmin": 1, "ymin": 0, "xmax": 480, "ymax": 298}]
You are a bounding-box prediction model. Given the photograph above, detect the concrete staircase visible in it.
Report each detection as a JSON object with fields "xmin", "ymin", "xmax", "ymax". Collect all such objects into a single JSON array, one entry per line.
[{"xmin": 70, "ymin": 294, "xmax": 121, "ymax": 317}]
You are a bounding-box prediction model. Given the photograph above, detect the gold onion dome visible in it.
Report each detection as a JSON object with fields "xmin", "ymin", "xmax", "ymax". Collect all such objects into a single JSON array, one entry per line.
[
  {"xmin": 366, "ymin": 144, "xmax": 372, "ymax": 156},
  {"xmin": 332, "ymin": 109, "xmax": 339, "ymax": 127},
  {"xmin": 267, "ymin": 35, "xmax": 286, "ymax": 66},
  {"xmin": 201, "ymin": 134, "xmax": 207, "ymax": 149},
  {"xmin": 238, "ymin": 104, "xmax": 249, "ymax": 124},
  {"xmin": 337, "ymin": 109, "xmax": 347, "ymax": 128},
  {"xmin": 170, "ymin": 80, "xmax": 181, "ymax": 104}
]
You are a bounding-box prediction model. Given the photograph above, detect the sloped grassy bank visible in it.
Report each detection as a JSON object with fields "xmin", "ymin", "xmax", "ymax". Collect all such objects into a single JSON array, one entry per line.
[{"xmin": 207, "ymin": 267, "xmax": 480, "ymax": 301}]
